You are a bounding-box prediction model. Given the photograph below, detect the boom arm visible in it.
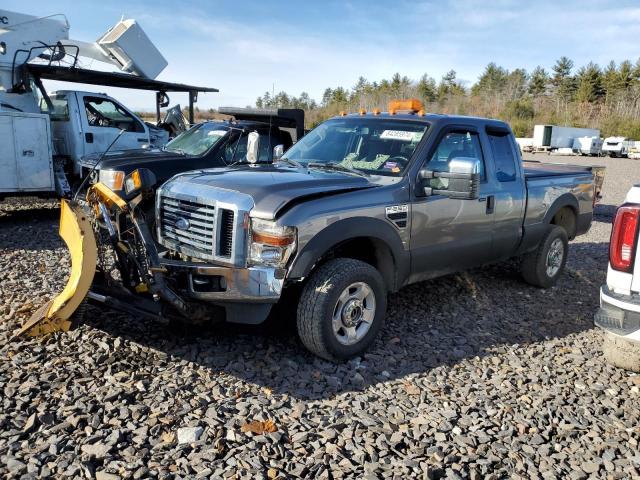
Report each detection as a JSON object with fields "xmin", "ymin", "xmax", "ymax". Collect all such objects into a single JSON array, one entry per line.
[{"xmin": 0, "ymin": 9, "xmax": 167, "ymax": 87}]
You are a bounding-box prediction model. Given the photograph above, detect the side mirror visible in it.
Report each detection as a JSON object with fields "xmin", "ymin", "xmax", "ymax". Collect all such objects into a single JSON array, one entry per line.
[
  {"xmin": 246, "ymin": 131, "xmax": 260, "ymax": 164},
  {"xmin": 418, "ymin": 157, "xmax": 480, "ymax": 199},
  {"xmin": 273, "ymin": 144, "xmax": 284, "ymax": 162}
]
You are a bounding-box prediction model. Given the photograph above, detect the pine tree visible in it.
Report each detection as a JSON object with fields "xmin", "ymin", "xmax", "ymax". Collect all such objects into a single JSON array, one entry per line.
[
  {"xmin": 417, "ymin": 74, "xmax": 437, "ymax": 102},
  {"xmin": 575, "ymin": 62, "xmax": 603, "ymax": 103},
  {"xmin": 529, "ymin": 66, "xmax": 549, "ymax": 97}
]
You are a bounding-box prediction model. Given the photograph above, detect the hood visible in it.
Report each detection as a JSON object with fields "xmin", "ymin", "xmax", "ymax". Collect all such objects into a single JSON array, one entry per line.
[
  {"xmin": 84, "ymin": 149, "xmax": 185, "ymax": 171},
  {"xmin": 164, "ymin": 164, "xmax": 377, "ymax": 219}
]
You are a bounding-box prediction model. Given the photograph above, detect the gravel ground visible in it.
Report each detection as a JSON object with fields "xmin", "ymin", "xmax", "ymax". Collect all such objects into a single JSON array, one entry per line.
[{"xmin": 1, "ymin": 155, "xmax": 640, "ymax": 479}]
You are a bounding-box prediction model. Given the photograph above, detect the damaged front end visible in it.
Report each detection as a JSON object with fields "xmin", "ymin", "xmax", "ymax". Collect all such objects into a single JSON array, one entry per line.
[{"xmin": 15, "ymin": 169, "xmax": 210, "ymax": 338}]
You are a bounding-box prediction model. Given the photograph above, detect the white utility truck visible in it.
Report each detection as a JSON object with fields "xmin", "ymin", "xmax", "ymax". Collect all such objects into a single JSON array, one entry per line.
[
  {"xmin": 602, "ymin": 137, "xmax": 632, "ymax": 158},
  {"xmin": 532, "ymin": 125, "xmax": 600, "ymax": 153},
  {"xmin": 572, "ymin": 136, "xmax": 603, "ymax": 156},
  {"xmin": 0, "ymin": 10, "xmax": 216, "ymax": 198}
]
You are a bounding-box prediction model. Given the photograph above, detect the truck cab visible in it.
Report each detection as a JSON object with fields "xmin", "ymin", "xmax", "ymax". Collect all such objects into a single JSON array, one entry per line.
[{"xmin": 41, "ymin": 90, "xmax": 168, "ymax": 177}]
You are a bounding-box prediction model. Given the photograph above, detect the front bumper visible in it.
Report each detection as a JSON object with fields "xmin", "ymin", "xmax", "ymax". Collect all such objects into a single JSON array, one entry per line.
[
  {"xmin": 159, "ymin": 256, "xmax": 284, "ymax": 303},
  {"xmin": 595, "ymin": 285, "xmax": 640, "ymax": 341}
]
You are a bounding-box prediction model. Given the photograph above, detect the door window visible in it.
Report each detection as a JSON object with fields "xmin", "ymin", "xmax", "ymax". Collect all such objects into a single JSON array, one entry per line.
[
  {"xmin": 426, "ymin": 131, "xmax": 485, "ymax": 190},
  {"xmin": 487, "ymin": 132, "xmax": 517, "ymax": 182},
  {"xmin": 84, "ymin": 97, "xmax": 144, "ymax": 133}
]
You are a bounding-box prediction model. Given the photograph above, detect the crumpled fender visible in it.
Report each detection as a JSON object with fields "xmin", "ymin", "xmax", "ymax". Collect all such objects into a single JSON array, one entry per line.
[{"xmin": 15, "ymin": 199, "xmax": 97, "ymax": 337}]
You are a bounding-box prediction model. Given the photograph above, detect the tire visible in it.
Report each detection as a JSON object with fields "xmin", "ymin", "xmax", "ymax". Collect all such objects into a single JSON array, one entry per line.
[
  {"xmin": 603, "ymin": 331, "xmax": 640, "ymax": 372},
  {"xmin": 297, "ymin": 258, "xmax": 387, "ymax": 361},
  {"xmin": 521, "ymin": 225, "xmax": 568, "ymax": 288}
]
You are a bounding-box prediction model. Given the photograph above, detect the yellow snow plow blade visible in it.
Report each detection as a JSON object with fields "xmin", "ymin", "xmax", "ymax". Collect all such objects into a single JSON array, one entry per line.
[{"xmin": 17, "ymin": 199, "xmax": 97, "ymax": 337}]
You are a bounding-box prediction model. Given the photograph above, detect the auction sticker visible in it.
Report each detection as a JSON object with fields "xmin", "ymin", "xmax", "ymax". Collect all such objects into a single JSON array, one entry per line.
[{"xmin": 380, "ymin": 130, "xmax": 415, "ymax": 141}]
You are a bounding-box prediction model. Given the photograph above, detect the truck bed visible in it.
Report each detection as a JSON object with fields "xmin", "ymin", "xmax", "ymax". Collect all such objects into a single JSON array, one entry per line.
[{"xmin": 523, "ymin": 160, "xmax": 605, "ymax": 200}]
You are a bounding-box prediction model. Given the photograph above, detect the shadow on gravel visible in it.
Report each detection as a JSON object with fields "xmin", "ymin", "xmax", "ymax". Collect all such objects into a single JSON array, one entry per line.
[
  {"xmin": 0, "ymin": 206, "xmax": 60, "ymax": 223},
  {"xmin": 593, "ymin": 204, "xmax": 617, "ymax": 224},
  {"xmin": 80, "ymin": 240, "xmax": 610, "ymax": 400}
]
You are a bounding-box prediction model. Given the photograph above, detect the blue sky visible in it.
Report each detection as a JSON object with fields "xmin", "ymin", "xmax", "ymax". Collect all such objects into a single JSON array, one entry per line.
[{"xmin": 5, "ymin": 0, "xmax": 640, "ymax": 111}]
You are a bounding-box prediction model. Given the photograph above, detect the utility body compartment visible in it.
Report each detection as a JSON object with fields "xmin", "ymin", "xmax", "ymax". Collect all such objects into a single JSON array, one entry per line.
[{"xmin": 0, "ymin": 111, "xmax": 54, "ymax": 193}]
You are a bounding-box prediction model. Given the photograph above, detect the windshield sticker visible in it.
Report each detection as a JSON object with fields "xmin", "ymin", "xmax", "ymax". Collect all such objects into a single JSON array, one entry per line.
[
  {"xmin": 383, "ymin": 161, "xmax": 398, "ymax": 169},
  {"xmin": 380, "ymin": 130, "xmax": 416, "ymax": 141},
  {"xmin": 208, "ymin": 130, "xmax": 227, "ymax": 137}
]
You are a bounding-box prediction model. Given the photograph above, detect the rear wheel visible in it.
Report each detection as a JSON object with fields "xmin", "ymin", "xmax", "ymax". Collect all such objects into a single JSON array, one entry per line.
[
  {"xmin": 521, "ymin": 225, "xmax": 568, "ymax": 288},
  {"xmin": 297, "ymin": 258, "xmax": 387, "ymax": 361},
  {"xmin": 603, "ymin": 332, "xmax": 640, "ymax": 372}
]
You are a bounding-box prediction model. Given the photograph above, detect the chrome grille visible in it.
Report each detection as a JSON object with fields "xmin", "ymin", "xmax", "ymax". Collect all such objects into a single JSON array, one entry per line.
[
  {"xmin": 156, "ymin": 181, "xmax": 254, "ymax": 266},
  {"xmin": 218, "ymin": 209, "xmax": 235, "ymax": 257},
  {"xmin": 159, "ymin": 196, "xmax": 217, "ymax": 260}
]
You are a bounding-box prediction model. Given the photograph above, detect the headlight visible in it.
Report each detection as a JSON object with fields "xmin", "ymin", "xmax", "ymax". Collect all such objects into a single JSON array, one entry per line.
[
  {"xmin": 124, "ymin": 168, "xmax": 157, "ymax": 196},
  {"xmin": 98, "ymin": 170, "xmax": 125, "ymax": 191},
  {"xmin": 248, "ymin": 218, "xmax": 297, "ymax": 267}
]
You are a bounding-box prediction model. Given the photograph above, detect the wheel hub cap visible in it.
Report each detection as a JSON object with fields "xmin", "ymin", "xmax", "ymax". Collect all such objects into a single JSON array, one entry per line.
[
  {"xmin": 332, "ymin": 282, "xmax": 376, "ymax": 346},
  {"xmin": 546, "ymin": 238, "xmax": 564, "ymax": 277},
  {"xmin": 342, "ymin": 299, "xmax": 363, "ymax": 326}
]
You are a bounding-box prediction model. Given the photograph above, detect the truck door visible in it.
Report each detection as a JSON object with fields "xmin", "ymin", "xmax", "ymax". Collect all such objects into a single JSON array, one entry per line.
[
  {"xmin": 483, "ymin": 126, "xmax": 526, "ymax": 259},
  {"xmin": 79, "ymin": 94, "xmax": 150, "ymax": 156},
  {"xmin": 410, "ymin": 126, "xmax": 495, "ymax": 281}
]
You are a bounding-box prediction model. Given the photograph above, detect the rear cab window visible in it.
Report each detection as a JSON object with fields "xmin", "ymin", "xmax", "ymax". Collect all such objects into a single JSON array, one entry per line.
[
  {"xmin": 486, "ymin": 128, "xmax": 517, "ymax": 182},
  {"xmin": 40, "ymin": 94, "xmax": 69, "ymax": 121}
]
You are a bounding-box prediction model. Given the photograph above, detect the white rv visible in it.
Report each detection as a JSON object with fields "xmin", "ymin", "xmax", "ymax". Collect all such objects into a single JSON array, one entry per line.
[
  {"xmin": 602, "ymin": 137, "xmax": 632, "ymax": 158},
  {"xmin": 572, "ymin": 136, "xmax": 603, "ymax": 156}
]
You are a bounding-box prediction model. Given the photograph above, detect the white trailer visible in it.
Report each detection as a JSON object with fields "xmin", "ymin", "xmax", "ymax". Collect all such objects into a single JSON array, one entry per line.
[
  {"xmin": 572, "ymin": 136, "xmax": 603, "ymax": 156},
  {"xmin": 532, "ymin": 125, "xmax": 600, "ymax": 152},
  {"xmin": 602, "ymin": 137, "xmax": 632, "ymax": 158}
]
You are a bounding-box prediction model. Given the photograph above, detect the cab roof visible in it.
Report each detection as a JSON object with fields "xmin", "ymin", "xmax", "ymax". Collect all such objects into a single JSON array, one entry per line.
[{"xmin": 329, "ymin": 111, "xmax": 511, "ymax": 130}]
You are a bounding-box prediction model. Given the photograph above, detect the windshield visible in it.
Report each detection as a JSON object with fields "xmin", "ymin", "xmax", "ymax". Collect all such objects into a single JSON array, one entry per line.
[
  {"xmin": 283, "ymin": 117, "xmax": 429, "ymax": 175},
  {"xmin": 165, "ymin": 123, "xmax": 229, "ymax": 156}
]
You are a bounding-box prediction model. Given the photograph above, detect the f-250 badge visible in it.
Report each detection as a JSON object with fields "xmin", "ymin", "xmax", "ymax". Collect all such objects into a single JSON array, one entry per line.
[{"xmin": 385, "ymin": 204, "xmax": 408, "ymax": 229}]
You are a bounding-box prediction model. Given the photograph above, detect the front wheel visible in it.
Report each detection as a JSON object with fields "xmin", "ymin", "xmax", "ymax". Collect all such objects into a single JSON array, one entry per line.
[
  {"xmin": 297, "ymin": 258, "xmax": 387, "ymax": 361},
  {"xmin": 521, "ymin": 225, "xmax": 568, "ymax": 288}
]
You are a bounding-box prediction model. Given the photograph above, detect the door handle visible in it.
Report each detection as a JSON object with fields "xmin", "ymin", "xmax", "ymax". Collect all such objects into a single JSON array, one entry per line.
[
  {"xmin": 137, "ymin": 138, "xmax": 147, "ymax": 142},
  {"xmin": 485, "ymin": 195, "xmax": 495, "ymax": 214},
  {"xmin": 22, "ymin": 150, "xmax": 34, "ymax": 157}
]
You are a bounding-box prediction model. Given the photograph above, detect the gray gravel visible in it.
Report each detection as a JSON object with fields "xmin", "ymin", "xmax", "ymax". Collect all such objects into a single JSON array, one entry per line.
[{"xmin": 2, "ymin": 156, "xmax": 640, "ymax": 479}]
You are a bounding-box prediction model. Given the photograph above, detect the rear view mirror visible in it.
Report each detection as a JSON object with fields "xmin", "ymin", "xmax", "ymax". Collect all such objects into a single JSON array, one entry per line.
[
  {"xmin": 418, "ymin": 157, "xmax": 480, "ymax": 199},
  {"xmin": 273, "ymin": 144, "xmax": 284, "ymax": 162},
  {"xmin": 247, "ymin": 131, "xmax": 260, "ymax": 164}
]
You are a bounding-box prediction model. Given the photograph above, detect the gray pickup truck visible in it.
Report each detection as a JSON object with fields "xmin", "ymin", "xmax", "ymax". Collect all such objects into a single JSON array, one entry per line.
[{"xmin": 142, "ymin": 107, "xmax": 604, "ymax": 360}]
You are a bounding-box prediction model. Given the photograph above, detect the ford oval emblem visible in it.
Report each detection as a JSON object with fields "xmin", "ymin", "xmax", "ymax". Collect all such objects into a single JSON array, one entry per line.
[{"xmin": 175, "ymin": 217, "xmax": 190, "ymax": 230}]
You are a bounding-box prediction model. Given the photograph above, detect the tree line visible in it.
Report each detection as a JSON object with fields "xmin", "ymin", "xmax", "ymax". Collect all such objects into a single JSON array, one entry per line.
[{"xmin": 253, "ymin": 57, "xmax": 640, "ymax": 138}]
